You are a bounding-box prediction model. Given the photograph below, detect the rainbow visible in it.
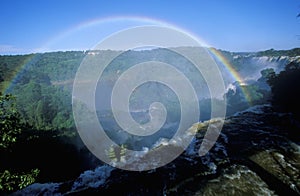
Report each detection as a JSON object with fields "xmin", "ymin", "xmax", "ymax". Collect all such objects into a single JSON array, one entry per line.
[
  {"xmin": 41, "ymin": 16, "xmax": 210, "ymax": 52},
  {"xmin": 1, "ymin": 54, "xmax": 35, "ymax": 93},
  {"xmin": 208, "ymin": 48, "xmax": 252, "ymax": 104},
  {"xmin": 2, "ymin": 16, "xmax": 251, "ymax": 104}
]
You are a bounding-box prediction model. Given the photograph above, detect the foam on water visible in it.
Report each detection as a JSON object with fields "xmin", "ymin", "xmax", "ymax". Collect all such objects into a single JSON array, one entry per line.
[
  {"xmin": 12, "ymin": 183, "xmax": 62, "ymax": 196},
  {"xmin": 71, "ymin": 165, "xmax": 114, "ymax": 191}
]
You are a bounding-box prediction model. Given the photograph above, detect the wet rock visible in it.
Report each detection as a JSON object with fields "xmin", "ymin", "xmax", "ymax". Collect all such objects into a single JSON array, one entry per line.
[
  {"xmin": 196, "ymin": 164, "xmax": 276, "ymax": 196},
  {"xmin": 249, "ymin": 147, "xmax": 300, "ymax": 194},
  {"xmin": 14, "ymin": 105, "xmax": 300, "ymax": 195}
]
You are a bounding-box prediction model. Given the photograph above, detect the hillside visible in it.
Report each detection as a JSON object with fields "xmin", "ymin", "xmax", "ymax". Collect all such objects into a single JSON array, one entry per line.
[
  {"xmin": 1, "ymin": 47, "xmax": 300, "ymax": 194},
  {"xmin": 1, "ymin": 47, "xmax": 299, "ymax": 127},
  {"xmin": 1, "ymin": 48, "xmax": 300, "ymax": 93}
]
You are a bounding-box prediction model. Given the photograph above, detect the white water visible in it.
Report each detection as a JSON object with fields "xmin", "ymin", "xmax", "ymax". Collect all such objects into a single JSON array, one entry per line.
[
  {"xmin": 71, "ymin": 165, "xmax": 114, "ymax": 191},
  {"xmin": 12, "ymin": 182, "xmax": 62, "ymax": 196}
]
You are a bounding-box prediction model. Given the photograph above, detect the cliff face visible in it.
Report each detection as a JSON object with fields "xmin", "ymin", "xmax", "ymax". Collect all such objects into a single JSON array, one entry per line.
[
  {"xmin": 14, "ymin": 104, "xmax": 300, "ymax": 195},
  {"xmin": 216, "ymin": 52, "xmax": 300, "ymax": 86}
]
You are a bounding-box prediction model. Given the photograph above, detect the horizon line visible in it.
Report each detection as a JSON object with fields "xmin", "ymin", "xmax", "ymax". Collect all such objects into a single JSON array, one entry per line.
[{"xmin": 1, "ymin": 46, "xmax": 300, "ymax": 56}]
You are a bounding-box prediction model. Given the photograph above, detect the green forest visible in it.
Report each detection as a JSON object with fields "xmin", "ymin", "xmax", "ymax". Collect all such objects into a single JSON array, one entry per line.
[
  {"xmin": 0, "ymin": 48, "xmax": 300, "ymax": 193},
  {"xmin": 0, "ymin": 51, "xmax": 100, "ymax": 193}
]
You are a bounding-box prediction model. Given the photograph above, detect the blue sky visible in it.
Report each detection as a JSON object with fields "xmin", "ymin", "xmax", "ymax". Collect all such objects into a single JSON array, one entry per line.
[{"xmin": 1, "ymin": 0, "xmax": 299, "ymax": 54}]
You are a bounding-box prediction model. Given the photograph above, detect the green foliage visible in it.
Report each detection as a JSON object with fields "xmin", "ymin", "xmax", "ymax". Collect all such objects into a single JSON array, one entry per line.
[
  {"xmin": 260, "ymin": 68, "xmax": 276, "ymax": 81},
  {"xmin": 256, "ymin": 48, "xmax": 300, "ymax": 57},
  {"xmin": 0, "ymin": 54, "xmax": 34, "ymax": 92},
  {"xmin": 267, "ymin": 61, "xmax": 300, "ymax": 117},
  {"xmin": 0, "ymin": 94, "xmax": 39, "ymax": 193},
  {"xmin": 0, "ymin": 94, "xmax": 21, "ymax": 149},
  {"xmin": 224, "ymin": 80, "xmax": 270, "ymax": 116},
  {"xmin": 243, "ymin": 85, "xmax": 264, "ymax": 103},
  {"xmin": 11, "ymin": 81, "xmax": 74, "ymax": 130},
  {"xmin": 0, "ymin": 49, "xmax": 298, "ymax": 194},
  {"xmin": 24, "ymin": 51, "xmax": 85, "ymax": 82},
  {"xmin": 0, "ymin": 51, "xmax": 84, "ymax": 130},
  {"xmin": 0, "ymin": 169, "xmax": 39, "ymax": 192},
  {"xmin": 0, "ymin": 93, "xmax": 97, "ymax": 192}
]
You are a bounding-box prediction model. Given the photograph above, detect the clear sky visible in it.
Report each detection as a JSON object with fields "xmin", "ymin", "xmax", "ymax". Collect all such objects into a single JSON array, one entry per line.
[{"xmin": 1, "ymin": 0, "xmax": 299, "ymax": 54}]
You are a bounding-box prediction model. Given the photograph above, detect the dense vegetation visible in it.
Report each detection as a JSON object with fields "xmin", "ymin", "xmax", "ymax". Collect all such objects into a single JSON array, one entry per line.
[
  {"xmin": 267, "ymin": 61, "xmax": 300, "ymax": 118},
  {"xmin": 0, "ymin": 51, "xmax": 86, "ymax": 130},
  {"xmin": 0, "ymin": 94, "xmax": 39, "ymax": 192},
  {"xmin": 0, "ymin": 93, "xmax": 100, "ymax": 194},
  {"xmin": 256, "ymin": 48, "xmax": 300, "ymax": 57},
  {"xmin": 0, "ymin": 52, "xmax": 100, "ymax": 193},
  {"xmin": 0, "ymin": 48, "xmax": 299, "ymax": 193},
  {"xmin": 0, "ymin": 54, "xmax": 34, "ymax": 91}
]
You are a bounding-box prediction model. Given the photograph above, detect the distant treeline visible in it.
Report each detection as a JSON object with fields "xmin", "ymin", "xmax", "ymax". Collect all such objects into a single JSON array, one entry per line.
[{"xmin": 256, "ymin": 48, "xmax": 300, "ymax": 57}]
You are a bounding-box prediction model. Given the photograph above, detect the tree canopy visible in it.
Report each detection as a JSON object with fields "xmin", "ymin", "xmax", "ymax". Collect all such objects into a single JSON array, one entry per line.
[
  {"xmin": 0, "ymin": 94, "xmax": 39, "ymax": 193},
  {"xmin": 268, "ymin": 61, "xmax": 300, "ymax": 117}
]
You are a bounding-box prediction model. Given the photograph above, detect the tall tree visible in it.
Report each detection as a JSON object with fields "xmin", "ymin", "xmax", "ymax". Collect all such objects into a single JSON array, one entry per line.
[
  {"xmin": 0, "ymin": 94, "xmax": 21, "ymax": 149},
  {"xmin": 0, "ymin": 94, "xmax": 39, "ymax": 193}
]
